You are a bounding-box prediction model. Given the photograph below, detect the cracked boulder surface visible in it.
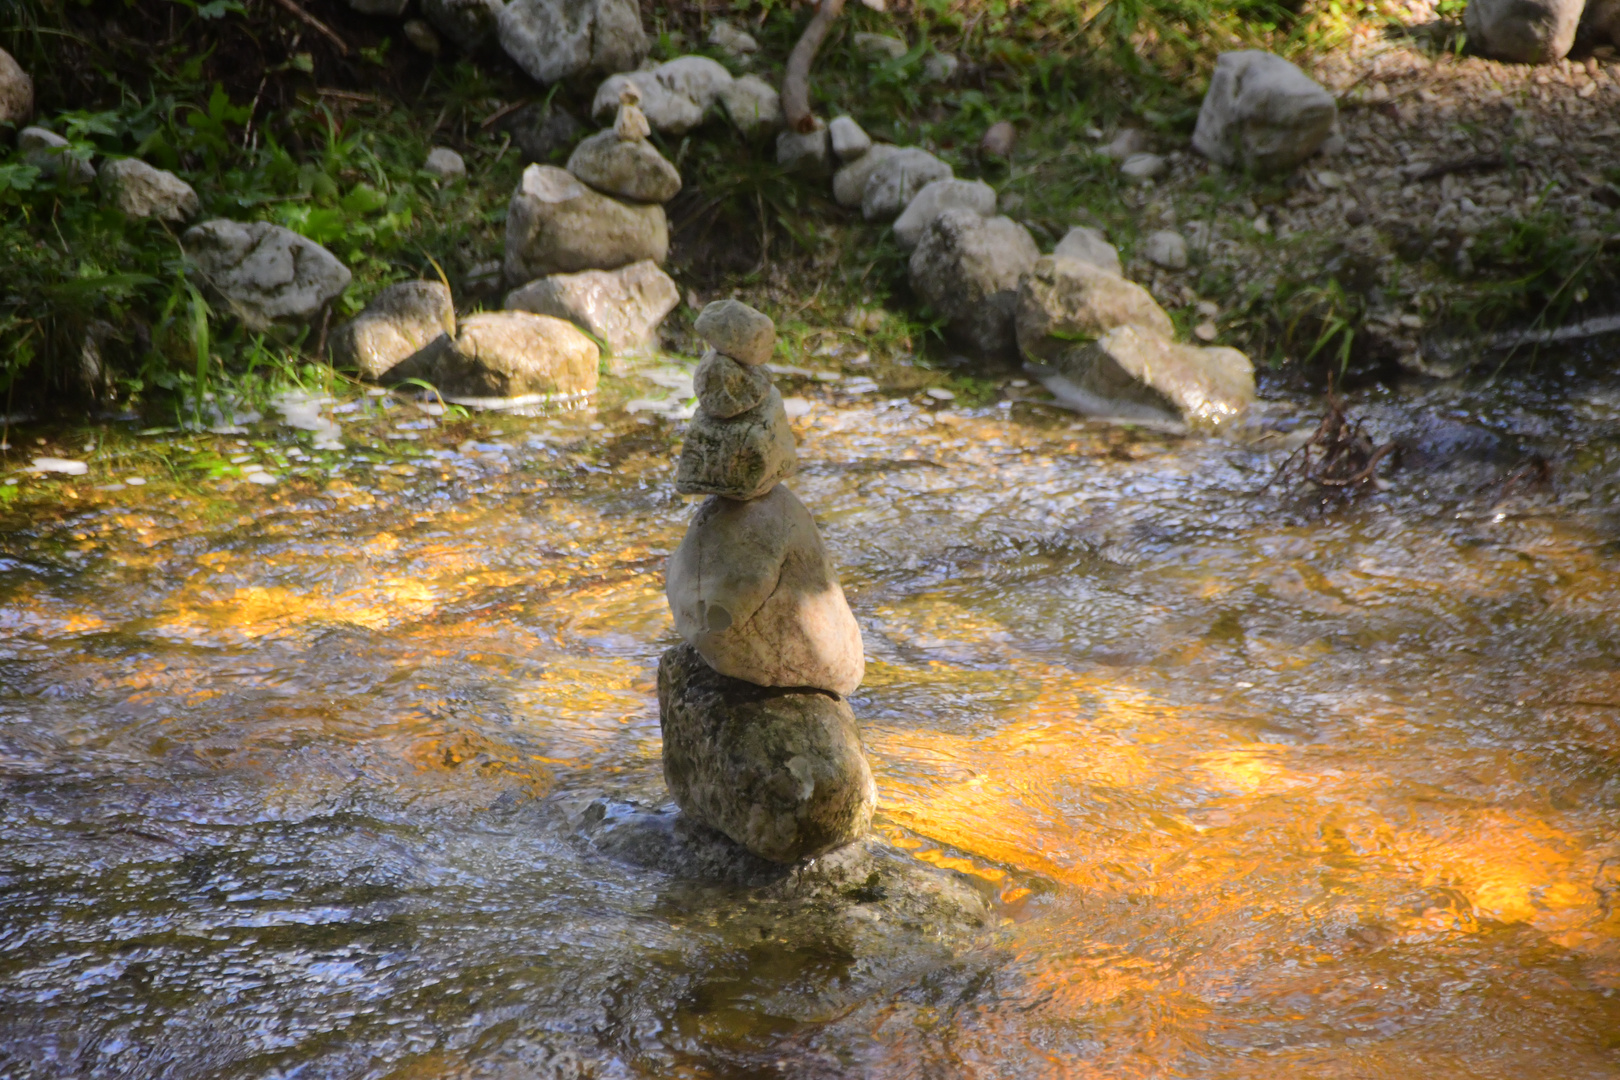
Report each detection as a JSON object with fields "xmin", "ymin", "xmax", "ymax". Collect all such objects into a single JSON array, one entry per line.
[
  {"xmin": 656, "ymin": 642, "xmax": 876, "ymax": 863},
  {"xmin": 182, "ymin": 219, "xmax": 351, "ymax": 332},
  {"xmin": 666, "ymin": 484, "xmax": 865, "ymax": 696}
]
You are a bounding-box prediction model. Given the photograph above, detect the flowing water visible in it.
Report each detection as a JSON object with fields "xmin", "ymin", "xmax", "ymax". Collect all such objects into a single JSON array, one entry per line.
[{"xmin": 2, "ymin": 357, "xmax": 1619, "ymax": 1079}]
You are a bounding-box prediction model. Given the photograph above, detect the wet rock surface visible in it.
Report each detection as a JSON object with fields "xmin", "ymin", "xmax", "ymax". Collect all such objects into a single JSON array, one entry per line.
[
  {"xmin": 183, "ymin": 219, "xmax": 351, "ymax": 332},
  {"xmin": 667, "ymin": 485, "xmax": 865, "ymax": 695},
  {"xmin": 656, "ymin": 643, "xmax": 875, "ymax": 864},
  {"xmin": 1035, "ymin": 323, "xmax": 1255, "ymax": 431}
]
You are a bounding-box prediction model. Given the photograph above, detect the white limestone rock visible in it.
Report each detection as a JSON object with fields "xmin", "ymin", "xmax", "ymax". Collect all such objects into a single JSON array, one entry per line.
[
  {"xmin": 99, "ymin": 159, "xmax": 199, "ymax": 222},
  {"xmin": 829, "ymin": 116, "xmax": 872, "ymax": 161},
  {"xmin": 1142, "ymin": 230, "xmax": 1189, "ymax": 270},
  {"xmin": 20, "ymin": 127, "xmax": 95, "ymax": 185},
  {"xmin": 394, "ymin": 311, "xmax": 600, "ymax": 398},
  {"xmin": 423, "ymin": 146, "xmax": 467, "ymax": 180},
  {"xmin": 566, "ymin": 128, "xmax": 681, "ymax": 203},
  {"xmin": 860, "ymin": 146, "xmax": 952, "ymax": 222},
  {"xmin": 719, "ymin": 75, "xmax": 783, "ymax": 134},
  {"xmin": 1014, "ymin": 256, "xmax": 1174, "ymax": 365},
  {"xmin": 1192, "ymin": 50, "xmax": 1337, "ymax": 176},
  {"xmin": 592, "ymin": 56, "xmax": 733, "ymax": 134},
  {"xmin": 776, "ymin": 120, "xmax": 831, "ymax": 175},
  {"xmin": 329, "ymin": 280, "xmax": 456, "ymax": 380},
  {"xmin": 832, "ymin": 143, "xmax": 899, "ymax": 207},
  {"xmin": 1053, "ymin": 226, "xmax": 1122, "ymax": 276},
  {"xmin": 891, "ymin": 178, "xmax": 995, "ymax": 251},
  {"xmin": 183, "ymin": 220, "xmax": 351, "ymax": 332}
]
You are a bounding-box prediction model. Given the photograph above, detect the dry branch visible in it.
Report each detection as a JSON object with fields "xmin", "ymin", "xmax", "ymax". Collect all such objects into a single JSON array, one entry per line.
[{"xmin": 782, "ymin": 0, "xmax": 847, "ymax": 134}]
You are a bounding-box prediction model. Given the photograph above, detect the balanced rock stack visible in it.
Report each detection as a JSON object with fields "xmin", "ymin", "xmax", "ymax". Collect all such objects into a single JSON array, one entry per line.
[{"xmin": 659, "ymin": 299, "xmax": 876, "ymax": 865}]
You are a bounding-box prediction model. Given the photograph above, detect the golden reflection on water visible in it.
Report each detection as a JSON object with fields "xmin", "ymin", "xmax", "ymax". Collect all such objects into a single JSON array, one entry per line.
[{"xmin": 2, "ymin": 393, "xmax": 1619, "ymax": 1076}]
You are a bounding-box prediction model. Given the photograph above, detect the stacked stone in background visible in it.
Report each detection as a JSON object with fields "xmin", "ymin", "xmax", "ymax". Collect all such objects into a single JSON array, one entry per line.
[
  {"xmin": 660, "ymin": 299, "xmax": 876, "ymax": 865},
  {"xmin": 501, "ymin": 86, "xmax": 680, "ymax": 363}
]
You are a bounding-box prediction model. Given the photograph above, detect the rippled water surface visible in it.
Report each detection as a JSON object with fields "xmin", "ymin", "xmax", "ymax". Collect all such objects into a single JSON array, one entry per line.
[{"xmin": 3, "ymin": 360, "xmax": 1619, "ymax": 1078}]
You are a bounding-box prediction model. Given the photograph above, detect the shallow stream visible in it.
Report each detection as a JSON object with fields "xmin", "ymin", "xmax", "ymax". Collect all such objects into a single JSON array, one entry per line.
[{"xmin": 2, "ymin": 355, "xmax": 1619, "ymax": 1078}]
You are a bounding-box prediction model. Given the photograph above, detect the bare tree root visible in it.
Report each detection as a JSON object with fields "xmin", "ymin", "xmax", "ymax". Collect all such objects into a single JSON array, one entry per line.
[
  {"xmin": 782, "ymin": 0, "xmax": 847, "ymax": 134},
  {"xmin": 1260, "ymin": 390, "xmax": 1398, "ymax": 496}
]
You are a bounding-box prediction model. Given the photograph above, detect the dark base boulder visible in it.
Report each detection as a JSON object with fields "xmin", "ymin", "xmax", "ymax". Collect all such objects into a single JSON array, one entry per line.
[{"xmin": 657, "ymin": 643, "xmax": 875, "ymax": 864}]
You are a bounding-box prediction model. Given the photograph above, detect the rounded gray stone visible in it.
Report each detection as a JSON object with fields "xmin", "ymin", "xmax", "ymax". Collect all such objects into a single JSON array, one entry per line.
[
  {"xmin": 0, "ymin": 47, "xmax": 33, "ymax": 127},
  {"xmin": 565, "ymin": 129, "xmax": 681, "ymax": 204},
  {"xmin": 657, "ymin": 642, "xmax": 876, "ymax": 864},
  {"xmin": 423, "ymin": 147, "xmax": 466, "ymax": 180},
  {"xmin": 1053, "ymin": 225, "xmax": 1122, "ymax": 276},
  {"xmin": 676, "ymin": 386, "xmax": 796, "ymax": 500},
  {"xmin": 99, "ymin": 158, "xmax": 199, "ymax": 222},
  {"xmin": 1014, "ymin": 255, "xmax": 1174, "ymax": 365},
  {"xmin": 329, "ymin": 280, "xmax": 456, "ymax": 380},
  {"xmin": 503, "ymin": 164, "xmax": 669, "ymax": 283},
  {"xmin": 693, "ymin": 349, "xmax": 772, "ymax": 418},
  {"xmin": 667, "ymin": 484, "xmax": 864, "ymax": 694},
  {"xmin": 860, "ymin": 147, "xmax": 953, "ymax": 222},
  {"xmin": 183, "ymin": 219, "xmax": 352, "ymax": 332},
  {"xmin": 908, "ymin": 209, "xmax": 1038, "ymax": 360},
  {"xmin": 392, "ymin": 311, "xmax": 599, "ymax": 398},
  {"xmin": 694, "ymin": 298, "xmax": 775, "ymax": 365},
  {"xmin": 1191, "ymin": 50, "xmax": 1337, "ymax": 176}
]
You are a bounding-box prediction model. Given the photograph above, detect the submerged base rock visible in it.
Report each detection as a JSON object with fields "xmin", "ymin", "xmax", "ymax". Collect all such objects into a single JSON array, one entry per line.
[
  {"xmin": 667, "ymin": 483, "xmax": 864, "ymax": 695},
  {"xmin": 1035, "ymin": 323, "xmax": 1254, "ymax": 432},
  {"xmin": 505, "ymin": 259, "xmax": 678, "ymax": 354},
  {"xmin": 657, "ymin": 643, "xmax": 876, "ymax": 864}
]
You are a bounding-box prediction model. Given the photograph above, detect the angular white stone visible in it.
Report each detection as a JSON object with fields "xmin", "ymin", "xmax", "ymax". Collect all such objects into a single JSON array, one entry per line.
[
  {"xmin": 891, "ymin": 178, "xmax": 994, "ymax": 251},
  {"xmin": 184, "ymin": 220, "xmax": 351, "ymax": 331}
]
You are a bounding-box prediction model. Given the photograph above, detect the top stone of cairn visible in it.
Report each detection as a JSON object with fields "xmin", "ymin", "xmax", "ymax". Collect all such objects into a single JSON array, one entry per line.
[{"xmin": 694, "ymin": 299, "xmax": 775, "ymax": 366}]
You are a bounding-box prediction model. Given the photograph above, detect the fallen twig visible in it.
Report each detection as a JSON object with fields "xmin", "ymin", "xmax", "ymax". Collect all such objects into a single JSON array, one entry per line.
[
  {"xmin": 782, "ymin": 0, "xmax": 847, "ymax": 134},
  {"xmin": 269, "ymin": 0, "xmax": 350, "ymax": 56}
]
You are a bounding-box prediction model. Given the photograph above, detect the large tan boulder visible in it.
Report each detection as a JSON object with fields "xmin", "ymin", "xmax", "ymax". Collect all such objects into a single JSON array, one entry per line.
[{"xmin": 666, "ymin": 484, "xmax": 865, "ymax": 696}]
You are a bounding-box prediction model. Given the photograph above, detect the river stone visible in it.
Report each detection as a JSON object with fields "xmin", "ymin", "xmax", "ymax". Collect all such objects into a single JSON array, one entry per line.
[
  {"xmin": 657, "ymin": 643, "xmax": 875, "ymax": 864},
  {"xmin": 776, "ymin": 120, "xmax": 831, "ymax": 175},
  {"xmin": 694, "ymin": 298, "xmax": 775, "ymax": 365},
  {"xmin": 854, "ymin": 31, "xmax": 908, "ymax": 60},
  {"xmin": 829, "ymin": 115, "xmax": 872, "ymax": 161},
  {"xmin": 831, "ymin": 143, "xmax": 899, "ymax": 206},
  {"xmin": 1120, "ymin": 151, "xmax": 1166, "ymax": 182},
  {"xmin": 1103, "ymin": 128, "xmax": 1151, "ymax": 160},
  {"xmin": 719, "ymin": 75, "xmax": 782, "ymax": 134},
  {"xmin": 1464, "ymin": 0, "xmax": 1581, "ymax": 61},
  {"xmin": 892, "ymin": 178, "xmax": 995, "ymax": 251},
  {"xmin": 329, "ymin": 280, "xmax": 456, "ymax": 380},
  {"xmin": 20, "ymin": 127, "xmax": 95, "ymax": 185},
  {"xmin": 592, "ymin": 57, "xmax": 733, "ymax": 134},
  {"xmin": 184, "ymin": 220, "xmax": 352, "ymax": 332},
  {"xmin": 0, "ymin": 47, "xmax": 32, "ymax": 127},
  {"xmin": 909, "ymin": 209, "xmax": 1039, "ymax": 360},
  {"xmin": 923, "ymin": 52, "xmax": 960, "ymax": 81},
  {"xmin": 861, "ymin": 147, "xmax": 953, "ymax": 222},
  {"xmin": 1041, "ymin": 324, "xmax": 1254, "ymax": 432},
  {"xmin": 707, "ymin": 19, "xmax": 759, "ymax": 56},
  {"xmin": 404, "ymin": 19, "xmax": 442, "ymax": 55},
  {"xmin": 1015, "ymin": 256, "xmax": 1175, "ymax": 365},
  {"xmin": 422, "ymin": 0, "xmax": 504, "ymax": 50},
  {"xmin": 505, "ymin": 259, "xmax": 678, "ymax": 354},
  {"xmin": 99, "ymin": 159, "xmax": 199, "ymax": 222},
  {"xmin": 693, "ymin": 349, "xmax": 772, "ymax": 418},
  {"xmin": 1143, "ymin": 229, "xmax": 1189, "ymax": 270},
  {"xmin": 565, "ymin": 129, "xmax": 681, "ymax": 203},
  {"xmin": 1053, "ymin": 225, "xmax": 1122, "ymax": 276},
  {"xmin": 504, "ymin": 164, "xmax": 668, "ymax": 283},
  {"xmin": 1192, "ymin": 51, "xmax": 1337, "ymax": 176},
  {"xmin": 396, "ymin": 311, "xmax": 599, "ymax": 397},
  {"xmin": 423, "ymin": 146, "xmax": 466, "ymax": 180},
  {"xmin": 497, "ymin": 0, "xmax": 647, "ymax": 84},
  {"xmin": 1593, "ymin": 0, "xmax": 1620, "ymax": 46},
  {"xmin": 676, "ymin": 387, "xmax": 796, "ymax": 499},
  {"xmin": 667, "ymin": 485, "xmax": 865, "ymax": 695}
]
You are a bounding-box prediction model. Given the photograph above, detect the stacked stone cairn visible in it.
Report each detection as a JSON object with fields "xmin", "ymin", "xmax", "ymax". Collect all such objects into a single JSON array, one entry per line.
[
  {"xmin": 658, "ymin": 299, "xmax": 876, "ymax": 865},
  {"xmin": 331, "ymin": 88, "xmax": 683, "ymax": 399}
]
